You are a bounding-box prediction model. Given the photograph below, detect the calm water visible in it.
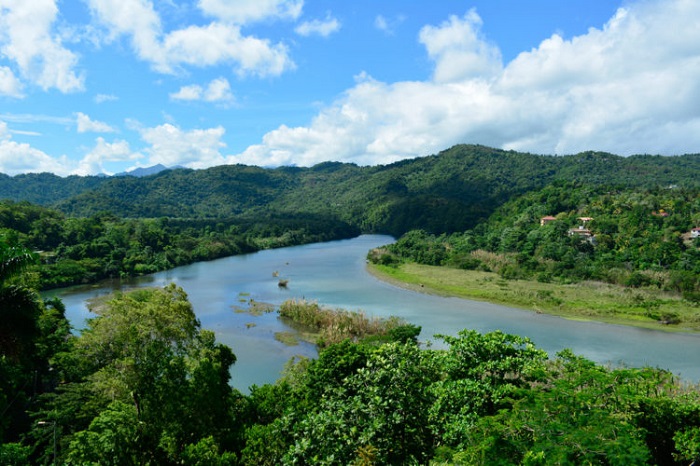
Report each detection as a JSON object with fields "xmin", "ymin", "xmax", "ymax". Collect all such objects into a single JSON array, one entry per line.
[{"xmin": 49, "ymin": 235, "xmax": 700, "ymax": 392}]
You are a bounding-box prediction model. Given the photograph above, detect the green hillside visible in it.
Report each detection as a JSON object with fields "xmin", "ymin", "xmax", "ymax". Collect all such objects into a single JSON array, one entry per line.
[{"xmin": 1, "ymin": 145, "xmax": 698, "ymax": 238}]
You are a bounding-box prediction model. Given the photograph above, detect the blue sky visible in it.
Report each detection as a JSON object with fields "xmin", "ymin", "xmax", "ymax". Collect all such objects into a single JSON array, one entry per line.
[{"xmin": 1, "ymin": 0, "xmax": 699, "ymax": 176}]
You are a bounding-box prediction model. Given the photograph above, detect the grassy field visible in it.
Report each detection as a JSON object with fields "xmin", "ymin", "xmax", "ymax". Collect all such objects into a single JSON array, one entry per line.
[{"xmin": 368, "ymin": 263, "xmax": 700, "ymax": 333}]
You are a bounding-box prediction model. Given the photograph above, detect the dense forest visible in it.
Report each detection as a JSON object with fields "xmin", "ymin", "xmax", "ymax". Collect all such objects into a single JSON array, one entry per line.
[
  {"xmin": 2, "ymin": 144, "xmax": 700, "ymax": 463},
  {"xmin": 378, "ymin": 182, "xmax": 700, "ymax": 298},
  {"xmin": 2, "ymin": 279, "xmax": 700, "ymax": 464},
  {"xmin": 0, "ymin": 201, "xmax": 358, "ymax": 289},
  {"xmin": 1, "ymin": 145, "xmax": 699, "ymax": 236}
]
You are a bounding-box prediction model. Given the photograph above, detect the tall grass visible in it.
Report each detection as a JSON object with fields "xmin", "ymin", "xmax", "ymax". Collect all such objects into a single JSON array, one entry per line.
[
  {"xmin": 369, "ymin": 262, "xmax": 700, "ymax": 332},
  {"xmin": 278, "ymin": 299, "xmax": 404, "ymax": 347}
]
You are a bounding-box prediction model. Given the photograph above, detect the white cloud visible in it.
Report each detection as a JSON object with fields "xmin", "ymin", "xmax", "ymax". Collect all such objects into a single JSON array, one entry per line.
[
  {"xmin": 374, "ymin": 15, "xmax": 388, "ymax": 33},
  {"xmin": 161, "ymin": 23, "xmax": 294, "ymax": 77},
  {"xmin": 295, "ymin": 14, "xmax": 341, "ymax": 37},
  {"xmin": 86, "ymin": 0, "xmax": 295, "ymax": 76},
  {"xmin": 198, "ymin": 0, "xmax": 303, "ymax": 24},
  {"xmin": 203, "ymin": 77, "xmax": 233, "ymax": 102},
  {"xmin": 0, "ymin": 66, "xmax": 23, "ymax": 97},
  {"xmin": 94, "ymin": 93, "xmax": 118, "ymax": 103},
  {"xmin": 170, "ymin": 77, "xmax": 234, "ymax": 103},
  {"xmin": 418, "ymin": 9, "xmax": 502, "ymax": 83},
  {"xmin": 85, "ymin": 0, "xmax": 163, "ymax": 65},
  {"xmin": 0, "ymin": 121, "xmax": 70, "ymax": 175},
  {"xmin": 374, "ymin": 14, "xmax": 405, "ymax": 36},
  {"xmin": 0, "ymin": 0, "xmax": 84, "ymax": 93},
  {"xmin": 76, "ymin": 112, "xmax": 115, "ymax": 133},
  {"xmin": 75, "ymin": 137, "xmax": 140, "ymax": 175},
  {"xmin": 170, "ymin": 84, "xmax": 203, "ymax": 101},
  {"xmin": 233, "ymin": 0, "xmax": 700, "ymax": 166},
  {"xmin": 140, "ymin": 123, "xmax": 227, "ymax": 168}
]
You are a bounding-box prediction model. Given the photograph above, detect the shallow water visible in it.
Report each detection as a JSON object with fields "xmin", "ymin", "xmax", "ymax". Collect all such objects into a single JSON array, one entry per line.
[{"xmin": 48, "ymin": 235, "xmax": 700, "ymax": 392}]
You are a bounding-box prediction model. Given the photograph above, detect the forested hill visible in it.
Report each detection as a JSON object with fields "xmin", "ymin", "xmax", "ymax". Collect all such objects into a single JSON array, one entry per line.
[{"xmin": 1, "ymin": 145, "xmax": 699, "ymax": 236}]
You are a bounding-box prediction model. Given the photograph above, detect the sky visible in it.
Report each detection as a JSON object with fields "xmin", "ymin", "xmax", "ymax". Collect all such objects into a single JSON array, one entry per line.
[{"xmin": 1, "ymin": 0, "xmax": 699, "ymax": 176}]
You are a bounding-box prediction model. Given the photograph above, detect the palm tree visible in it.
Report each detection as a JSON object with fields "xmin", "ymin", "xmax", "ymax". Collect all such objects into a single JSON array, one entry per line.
[
  {"xmin": 0, "ymin": 240, "xmax": 43, "ymax": 444},
  {"xmin": 0, "ymin": 241, "xmax": 40, "ymax": 362}
]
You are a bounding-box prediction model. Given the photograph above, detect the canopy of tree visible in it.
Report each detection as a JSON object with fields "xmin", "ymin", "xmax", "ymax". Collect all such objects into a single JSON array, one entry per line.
[
  {"xmin": 2, "ymin": 145, "xmax": 700, "ymax": 463},
  {"xmin": 378, "ymin": 182, "xmax": 700, "ymax": 304},
  {"xmin": 1, "ymin": 145, "xmax": 698, "ymax": 237},
  {"xmin": 3, "ymin": 284, "xmax": 700, "ymax": 465}
]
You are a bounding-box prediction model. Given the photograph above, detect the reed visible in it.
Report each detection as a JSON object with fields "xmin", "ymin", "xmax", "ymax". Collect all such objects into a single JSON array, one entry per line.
[{"xmin": 278, "ymin": 299, "xmax": 404, "ymax": 347}]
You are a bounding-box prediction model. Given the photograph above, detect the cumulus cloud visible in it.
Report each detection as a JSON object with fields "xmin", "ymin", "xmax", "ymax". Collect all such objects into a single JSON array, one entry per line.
[
  {"xmin": 233, "ymin": 0, "xmax": 700, "ymax": 167},
  {"xmin": 0, "ymin": 0, "xmax": 84, "ymax": 93},
  {"xmin": 0, "ymin": 66, "xmax": 23, "ymax": 97},
  {"xmin": 419, "ymin": 9, "xmax": 502, "ymax": 82},
  {"xmin": 86, "ymin": 0, "xmax": 295, "ymax": 76},
  {"xmin": 295, "ymin": 14, "xmax": 341, "ymax": 37},
  {"xmin": 76, "ymin": 112, "xmax": 116, "ymax": 133},
  {"xmin": 140, "ymin": 123, "xmax": 227, "ymax": 168},
  {"xmin": 0, "ymin": 121, "xmax": 70, "ymax": 175},
  {"xmin": 198, "ymin": 0, "xmax": 303, "ymax": 24},
  {"xmin": 75, "ymin": 137, "xmax": 140, "ymax": 175},
  {"xmin": 170, "ymin": 77, "xmax": 234, "ymax": 103},
  {"xmin": 170, "ymin": 84, "xmax": 203, "ymax": 101},
  {"xmin": 161, "ymin": 23, "xmax": 293, "ymax": 76},
  {"xmin": 203, "ymin": 77, "xmax": 234, "ymax": 102}
]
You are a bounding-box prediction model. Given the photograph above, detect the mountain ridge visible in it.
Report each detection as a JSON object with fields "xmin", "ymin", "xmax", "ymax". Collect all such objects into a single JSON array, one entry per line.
[{"xmin": 0, "ymin": 144, "xmax": 698, "ymax": 236}]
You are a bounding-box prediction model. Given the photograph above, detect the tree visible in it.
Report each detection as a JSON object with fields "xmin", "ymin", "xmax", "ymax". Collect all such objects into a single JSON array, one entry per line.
[
  {"xmin": 34, "ymin": 285, "xmax": 241, "ymax": 464},
  {"xmin": 285, "ymin": 342, "xmax": 434, "ymax": 465},
  {"xmin": 454, "ymin": 351, "xmax": 664, "ymax": 465},
  {"xmin": 0, "ymin": 240, "xmax": 42, "ymax": 443}
]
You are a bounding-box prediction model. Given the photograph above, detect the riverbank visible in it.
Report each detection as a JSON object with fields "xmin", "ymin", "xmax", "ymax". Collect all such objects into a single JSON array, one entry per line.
[{"xmin": 368, "ymin": 262, "xmax": 700, "ymax": 333}]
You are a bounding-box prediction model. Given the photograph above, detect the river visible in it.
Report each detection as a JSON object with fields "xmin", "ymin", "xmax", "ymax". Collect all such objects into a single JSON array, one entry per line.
[{"xmin": 47, "ymin": 235, "xmax": 700, "ymax": 392}]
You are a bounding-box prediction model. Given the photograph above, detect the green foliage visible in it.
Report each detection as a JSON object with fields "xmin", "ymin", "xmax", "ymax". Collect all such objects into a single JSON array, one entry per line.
[
  {"xmin": 0, "ymin": 238, "xmax": 70, "ymax": 445},
  {"xmin": 278, "ymin": 299, "xmax": 409, "ymax": 347},
  {"xmin": 3, "ymin": 274, "xmax": 699, "ymax": 465},
  {"xmin": 2, "ymin": 145, "xmax": 700, "ymax": 464},
  {"xmin": 65, "ymin": 401, "xmax": 140, "ymax": 466},
  {"xmin": 285, "ymin": 342, "xmax": 434, "ymax": 465},
  {"xmin": 0, "ymin": 200, "xmax": 359, "ymax": 290},
  {"xmin": 0, "ymin": 442, "xmax": 30, "ymax": 465},
  {"xmin": 674, "ymin": 426, "xmax": 700, "ymax": 464},
  {"xmin": 27, "ymin": 285, "xmax": 241, "ymax": 465},
  {"xmin": 239, "ymin": 327, "xmax": 700, "ymax": 465},
  {"xmin": 388, "ymin": 183, "xmax": 700, "ymax": 298},
  {"xmin": 1, "ymin": 145, "xmax": 697, "ymax": 239}
]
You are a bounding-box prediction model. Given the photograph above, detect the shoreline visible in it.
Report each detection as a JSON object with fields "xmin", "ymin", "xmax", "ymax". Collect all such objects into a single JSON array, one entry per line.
[{"xmin": 367, "ymin": 262, "xmax": 700, "ymax": 334}]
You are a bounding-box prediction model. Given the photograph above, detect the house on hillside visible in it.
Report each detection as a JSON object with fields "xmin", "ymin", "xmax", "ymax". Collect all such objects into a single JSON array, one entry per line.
[
  {"xmin": 568, "ymin": 226, "xmax": 593, "ymax": 238},
  {"xmin": 692, "ymin": 227, "xmax": 700, "ymax": 239},
  {"xmin": 540, "ymin": 216, "xmax": 557, "ymax": 226},
  {"xmin": 569, "ymin": 225, "xmax": 596, "ymax": 244}
]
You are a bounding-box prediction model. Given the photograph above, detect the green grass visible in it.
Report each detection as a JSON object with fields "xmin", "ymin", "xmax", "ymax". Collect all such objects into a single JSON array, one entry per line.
[
  {"xmin": 231, "ymin": 297, "xmax": 276, "ymax": 316},
  {"xmin": 368, "ymin": 263, "xmax": 700, "ymax": 333},
  {"xmin": 274, "ymin": 331, "xmax": 299, "ymax": 346},
  {"xmin": 278, "ymin": 299, "xmax": 406, "ymax": 347}
]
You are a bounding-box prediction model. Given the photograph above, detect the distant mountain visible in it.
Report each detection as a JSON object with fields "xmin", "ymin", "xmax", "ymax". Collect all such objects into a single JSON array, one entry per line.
[
  {"xmin": 0, "ymin": 145, "xmax": 698, "ymax": 236},
  {"xmin": 116, "ymin": 164, "xmax": 173, "ymax": 177}
]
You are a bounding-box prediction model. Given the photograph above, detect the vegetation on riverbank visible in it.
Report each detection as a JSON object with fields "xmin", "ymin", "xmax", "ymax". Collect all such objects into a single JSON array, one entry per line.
[
  {"xmin": 380, "ymin": 183, "xmax": 700, "ymax": 295},
  {"xmin": 278, "ymin": 298, "xmax": 420, "ymax": 347},
  {"xmin": 0, "ymin": 200, "xmax": 358, "ymax": 290},
  {"xmin": 2, "ymin": 144, "xmax": 700, "ymax": 462},
  {"xmin": 5, "ymin": 281, "xmax": 700, "ymax": 465},
  {"xmin": 368, "ymin": 261, "xmax": 700, "ymax": 332},
  {"xmin": 366, "ymin": 181, "xmax": 700, "ymax": 332}
]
